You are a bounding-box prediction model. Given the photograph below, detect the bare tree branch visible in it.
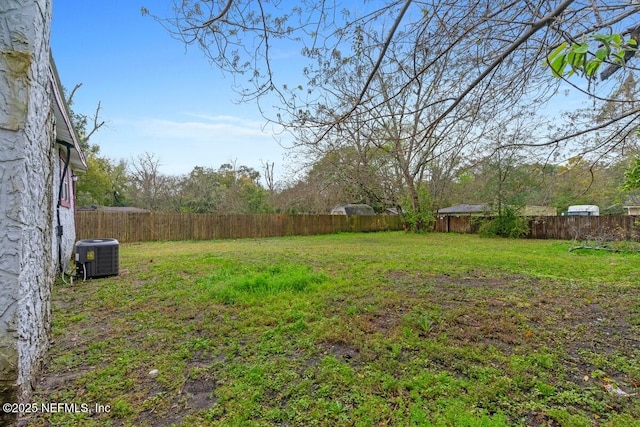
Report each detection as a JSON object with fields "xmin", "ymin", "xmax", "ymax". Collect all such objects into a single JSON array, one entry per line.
[
  {"xmin": 503, "ymin": 106, "xmax": 640, "ymax": 149},
  {"xmin": 427, "ymin": 0, "xmax": 575, "ymax": 134},
  {"xmin": 67, "ymin": 82, "xmax": 82, "ymax": 106},
  {"xmin": 84, "ymin": 101, "xmax": 106, "ymax": 142},
  {"xmin": 202, "ymin": 0, "xmax": 234, "ymax": 28},
  {"xmin": 343, "ymin": 0, "xmax": 413, "ymax": 122}
]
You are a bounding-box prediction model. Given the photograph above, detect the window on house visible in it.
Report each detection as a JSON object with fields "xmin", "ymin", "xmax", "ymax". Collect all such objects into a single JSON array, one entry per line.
[{"xmin": 59, "ymin": 154, "xmax": 72, "ymax": 208}]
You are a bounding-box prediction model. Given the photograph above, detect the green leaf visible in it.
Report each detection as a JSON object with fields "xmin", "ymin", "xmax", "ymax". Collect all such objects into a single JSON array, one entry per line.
[
  {"xmin": 570, "ymin": 52, "xmax": 586, "ymax": 70},
  {"xmin": 548, "ymin": 42, "xmax": 568, "ymax": 62},
  {"xmin": 585, "ymin": 59, "xmax": 601, "ymax": 77},
  {"xmin": 612, "ymin": 34, "xmax": 622, "ymax": 46},
  {"xmin": 573, "ymin": 43, "xmax": 589, "ymax": 54},
  {"xmin": 581, "ymin": 51, "xmax": 588, "ymax": 72},
  {"xmin": 595, "ymin": 47, "xmax": 609, "ymax": 61},
  {"xmin": 550, "ymin": 53, "xmax": 567, "ymax": 77}
]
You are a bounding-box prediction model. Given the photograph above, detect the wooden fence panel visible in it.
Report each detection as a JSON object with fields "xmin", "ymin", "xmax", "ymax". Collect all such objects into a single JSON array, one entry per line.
[
  {"xmin": 433, "ymin": 215, "xmax": 640, "ymax": 241},
  {"xmin": 528, "ymin": 215, "xmax": 640, "ymax": 241},
  {"xmin": 434, "ymin": 216, "xmax": 479, "ymax": 234},
  {"xmin": 75, "ymin": 212, "xmax": 405, "ymax": 243}
]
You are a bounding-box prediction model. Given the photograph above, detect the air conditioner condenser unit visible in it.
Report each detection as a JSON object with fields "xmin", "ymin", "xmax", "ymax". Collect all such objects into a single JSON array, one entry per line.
[{"xmin": 75, "ymin": 238, "xmax": 119, "ymax": 279}]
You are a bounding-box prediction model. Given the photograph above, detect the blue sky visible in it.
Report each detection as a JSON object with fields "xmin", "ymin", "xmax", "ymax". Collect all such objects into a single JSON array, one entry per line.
[{"xmin": 51, "ymin": 0, "xmax": 292, "ymax": 180}]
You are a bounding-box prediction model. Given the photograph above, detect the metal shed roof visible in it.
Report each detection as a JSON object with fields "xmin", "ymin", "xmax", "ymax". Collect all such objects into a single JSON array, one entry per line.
[{"xmin": 437, "ymin": 203, "xmax": 491, "ymax": 215}]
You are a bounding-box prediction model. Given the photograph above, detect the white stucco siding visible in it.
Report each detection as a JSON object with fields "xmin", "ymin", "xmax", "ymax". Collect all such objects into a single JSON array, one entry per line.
[
  {"xmin": 52, "ymin": 147, "xmax": 78, "ymax": 273},
  {"xmin": 0, "ymin": 0, "xmax": 54, "ymax": 413},
  {"xmin": 17, "ymin": 0, "xmax": 56, "ymax": 403}
]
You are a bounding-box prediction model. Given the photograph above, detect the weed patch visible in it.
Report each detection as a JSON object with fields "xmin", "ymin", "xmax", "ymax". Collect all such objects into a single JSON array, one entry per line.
[{"xmin": 203, "ymin": 263, "xmax": 327, "ymax": 304}]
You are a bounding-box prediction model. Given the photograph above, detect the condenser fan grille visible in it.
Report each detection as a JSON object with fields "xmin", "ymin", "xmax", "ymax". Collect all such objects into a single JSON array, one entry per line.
[{"xmin": 96, "ymin": 245, "xmax": 118, "ymax": 275}]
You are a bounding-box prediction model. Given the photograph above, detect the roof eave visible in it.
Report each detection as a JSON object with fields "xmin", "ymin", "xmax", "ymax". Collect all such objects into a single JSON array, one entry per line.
[{"xmin": 49, "ymin": 53, "xmax": 87, "ymax": 172}]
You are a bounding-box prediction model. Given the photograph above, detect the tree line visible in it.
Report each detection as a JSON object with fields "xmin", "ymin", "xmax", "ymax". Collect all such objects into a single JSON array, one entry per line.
[{"xmin": 73, "ymin": 120, "xmax": 635, "ymax": 218}]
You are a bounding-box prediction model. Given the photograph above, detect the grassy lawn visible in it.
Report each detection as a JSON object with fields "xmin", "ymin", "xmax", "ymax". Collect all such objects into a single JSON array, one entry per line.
[{"xmin": 27, "ymin": 232, "xmax": 640, "ymax": 426}]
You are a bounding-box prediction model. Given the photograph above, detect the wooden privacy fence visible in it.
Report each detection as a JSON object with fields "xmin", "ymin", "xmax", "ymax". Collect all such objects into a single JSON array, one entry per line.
[
  {"xmin": 528, "ymin": 215, "xmax": 640, "ymax": 240},
  {"xmin": 75, "ymin": 212, "xmax": 405, "ymax": 243},
  {"xmin": 434, "ymin": 215, "xmax": 640, "ymax": 241},
  {"xmin": 76, "ymin": 212, "xmax": 640, "ymax": 243}
]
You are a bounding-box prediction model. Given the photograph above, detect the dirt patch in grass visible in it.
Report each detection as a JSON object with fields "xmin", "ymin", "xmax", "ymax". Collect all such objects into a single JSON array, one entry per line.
[
  {"xmin": 181, "ymin": 378, "xmax": 217, "ymax": 409},
  {"xmin": 320, "ymin": 341, "xmax": 361, "ymax": 362},
  {"xmin": 524, "ymin": 411, "xmax": 562, "ymax": 427},
  {"xmin": 318, "ymin": 269, "xmax": 640, "ymax": 395},
  {"xmin": 375, "ymin": 270, "xmax": 640, "ymax": 390},
  {"xmin": 36, "ymin": 369, "xmax": 92, "ymax": 393}
]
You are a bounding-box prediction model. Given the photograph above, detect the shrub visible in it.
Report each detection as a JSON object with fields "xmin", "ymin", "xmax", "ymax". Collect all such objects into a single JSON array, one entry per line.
[
  {"xmin": 400, "ymin": 188, "xmax": 435, "ymax": 233},
  {"xmin": 478, "ymin": 206, "xmax": 529, "ymax": 238}
]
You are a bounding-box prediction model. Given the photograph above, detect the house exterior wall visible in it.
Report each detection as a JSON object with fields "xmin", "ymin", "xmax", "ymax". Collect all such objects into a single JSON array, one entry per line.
[
  {"xmin": 52, "ymin": 148, "xmax": 77, "ymax": 273},
  {"xmin": 0, "ymin": 0, "xmax": 54, "ymax": 420}
]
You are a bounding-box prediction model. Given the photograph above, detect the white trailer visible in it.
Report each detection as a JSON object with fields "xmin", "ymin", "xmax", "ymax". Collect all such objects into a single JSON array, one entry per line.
[{"xmin": 567, "ymin": 205, "xmax": 600, "ymax": 216}]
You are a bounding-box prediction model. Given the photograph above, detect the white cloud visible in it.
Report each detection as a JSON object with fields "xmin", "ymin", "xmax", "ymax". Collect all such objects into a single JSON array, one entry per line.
[
  {"xmin": 182, "ymin": 112, "xmax": 262, "ymax": 124},
  {"xmin": 98, "ymin": 114, "xmax": 290, "ymax": 179},
  {"xmin": 135, "ymin": 117, "xmax": 273, "ymax": 142}
]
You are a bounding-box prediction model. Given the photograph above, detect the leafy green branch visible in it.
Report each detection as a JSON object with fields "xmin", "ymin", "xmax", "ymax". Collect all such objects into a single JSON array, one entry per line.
[
  {"xmin": 623, "ymin": 155, "xmax": 640, "ymax": 192},
  {"xmin": 547, "ymin": 33, "xmax": 638, "ymax": 80}
]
